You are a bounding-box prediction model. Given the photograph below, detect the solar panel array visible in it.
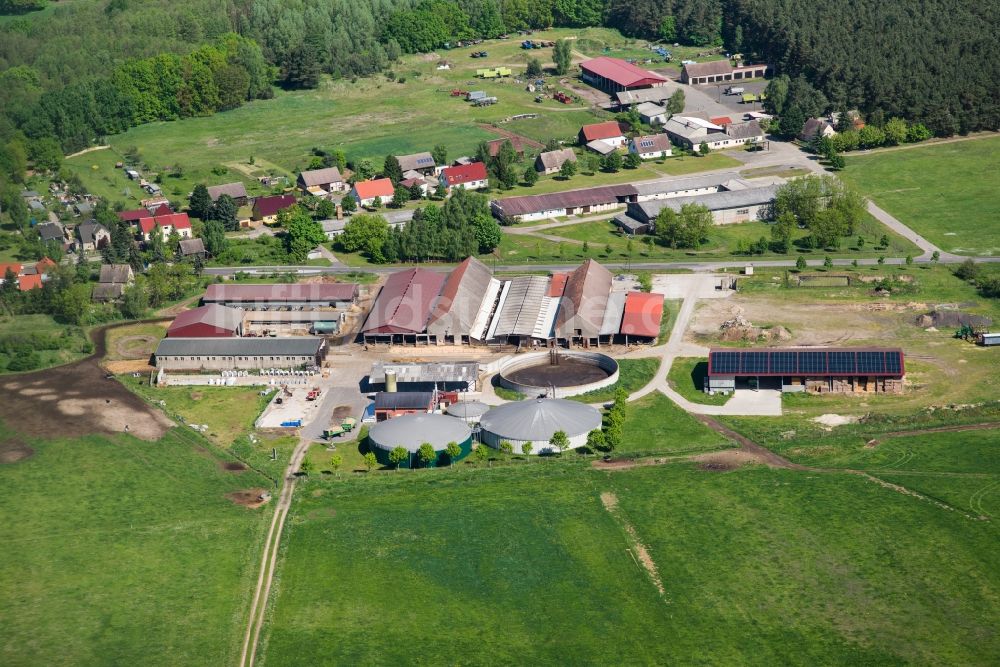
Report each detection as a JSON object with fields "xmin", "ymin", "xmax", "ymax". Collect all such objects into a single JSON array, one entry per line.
[
  {"xmin": 640, "ymin": 139, "xmax": 654, "ymax": 148},
  {"xmin": 708, "ymin": 349, "xmax": 903, "ymax": 377}
]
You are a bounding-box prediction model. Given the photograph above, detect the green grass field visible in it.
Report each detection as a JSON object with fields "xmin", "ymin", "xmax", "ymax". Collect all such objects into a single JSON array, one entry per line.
[
  {"xmin": 259, "ymin": 457, "xmax": 1000, "ymax": 665},
  {"xmin": 840, "ymin": 136, "xmax": 1000, "ymax": 256},
  {"xmin": 0, "ymin": 424, "xmax": 271, "ymax": 666},
  {"xmin": 568, "ymin": 357, "xmax": 659, "ymax": 404},
  {"xmin": 621, "ymin": 391, "xmax": 731, "ymax": 455},
  {"xmin": 667, "ymin": 357, "xmax": 730, "ymax": 405},
  {"xmin": 0, "ymin": 314, "xmax": 92, "ymax": 374}
]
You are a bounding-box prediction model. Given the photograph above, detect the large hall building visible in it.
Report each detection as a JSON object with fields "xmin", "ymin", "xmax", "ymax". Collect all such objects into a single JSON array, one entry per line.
[{"xmin": 580, "ymin": 57, "xmax": 668, "ymax": 93}]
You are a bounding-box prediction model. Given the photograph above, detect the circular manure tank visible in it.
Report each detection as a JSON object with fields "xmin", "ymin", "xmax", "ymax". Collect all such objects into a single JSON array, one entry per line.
[{"xmin": 497, "ymin": 350, "xmax": 619, "ymax": 398}]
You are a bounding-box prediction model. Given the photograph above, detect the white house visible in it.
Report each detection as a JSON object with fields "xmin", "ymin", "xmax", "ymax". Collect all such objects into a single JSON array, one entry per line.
[
  {"xmin": 351, "ymin": 178, "xmax": 395, "ymax": 207},
  {"xmin": 629, "ymin": 134, "xmax": 673, "ymax": 160},
  {"xmin": 439, "ymin": 163, "xmax": 489, "ymax": 191}
]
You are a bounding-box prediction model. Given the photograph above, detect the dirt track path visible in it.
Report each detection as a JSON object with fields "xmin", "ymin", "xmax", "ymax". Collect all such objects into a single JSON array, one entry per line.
[{"xmin": 865, "ymin": 421, "xmax": 1000, "ymax": 446}]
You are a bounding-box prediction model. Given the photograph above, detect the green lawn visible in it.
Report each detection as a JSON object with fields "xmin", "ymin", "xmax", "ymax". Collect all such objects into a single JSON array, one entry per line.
[
  {"xmin": 0, "ymin": 314, "xmax": 93, "ymax": 374},
  {"xmin": 568, "ymin": 357, "xmax": 660, "ymax": 404},
  {"xmin": 0, "ymin": 425, "xmax": 271, "ymax": 666},
  {"xmin": 260, "ymin": 457, "xmax": 1000, "ymax": 665},
  {"xmin": 208, "ymin": 236, "xmax": 331, "ymax": 267},
  {"xmin": 667, "ymin": 357, "xmax": 731, "ymax": 406},
  {"xmin": 840, "ymin": 135, "xmax": 1000, "ymax": 256},
  {"xmin": 620, "ymin": 391, "xmax": 731, "ymax": 455}
]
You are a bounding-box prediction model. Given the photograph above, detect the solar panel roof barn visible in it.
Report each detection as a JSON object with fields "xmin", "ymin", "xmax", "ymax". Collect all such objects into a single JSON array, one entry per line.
[{"xmin": 707, "ymin": 348, "xmax": 904, "ymax": 377}]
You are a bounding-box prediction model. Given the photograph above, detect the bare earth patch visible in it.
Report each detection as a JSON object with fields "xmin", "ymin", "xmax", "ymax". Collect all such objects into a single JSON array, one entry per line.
[
  {"xmin": 813, "ymin": 414, "xmax": 859, "ymax": 429},
  {"xmin": 600, "ymin": 492, "xmax": 667, "ymax": 598},
  {"xmin": 691, "ymin": 449, "xmax": 765, "ymax": 471},
  {"xmin": 227, "ymin": 488, "xmax": 270, "ymax": 509},
  {"xmin": 0, "ymin": 439, "xmax": 34, "ymax": 464},
  {"xmin": 220, "ymin": 461, "xmax": 248, "ymax": 473}
]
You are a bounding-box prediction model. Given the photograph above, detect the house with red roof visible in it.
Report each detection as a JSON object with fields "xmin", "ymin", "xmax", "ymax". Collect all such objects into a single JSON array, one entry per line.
[
  {"xmin": 0, "ymin": 257, "xmax": 56, "ymax": 292},
  {"xmin": 439, "ymin": 162, "xmax": 488, "ymax": 191},
  {"xmin": 578, "ymin": 121, "xmax": 628, "ymax": 150},
  {"xmin": 351, "ymin": 178, "xmax": 395, "ymax": 208},
  {"xmin": 137, "ymin": 212, "xmax": 193, "ymax": 242},
  {"xmin": 118, "ymin": 203, "xmax": 174, "ymax": 224},
  {"xmin": 252, "ymin": 194, "xmax": 297, "ymax": 224}
]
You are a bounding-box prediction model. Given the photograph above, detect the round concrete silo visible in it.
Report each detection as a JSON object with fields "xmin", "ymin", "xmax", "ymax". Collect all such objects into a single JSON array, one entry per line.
[
  {"xmin": 367, "ymin": 413, "xmax": 472, "ymax": 468},
  {"xmin": 479, "ymin": 398, "xmax": 602, "ymax": 455}
]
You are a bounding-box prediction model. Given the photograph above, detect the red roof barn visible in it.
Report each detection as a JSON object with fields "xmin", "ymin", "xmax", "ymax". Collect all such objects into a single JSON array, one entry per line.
[
  {"xmin": 620, "ymin": 292, "xmax": 664, "ymax": 339},
  {"xmin": 579, "ymin": 121, "xmax": 628, "ymax": 143},
  {"xmin": 167, "ymin": 304, "xmax": 244, "ymax": 338},
  {"xmin": 580, "ymin": 57, "xmax": 668, "ymax": 92}
]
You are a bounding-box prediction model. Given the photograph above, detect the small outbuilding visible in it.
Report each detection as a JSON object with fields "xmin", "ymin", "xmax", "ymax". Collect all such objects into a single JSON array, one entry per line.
[
  {"xmin": 367, "ymin": 413, "xmax": 473, "ymax": 468},
  {"xmin": 479, "ymin": 398, "xmax": 602, "ymax": 455}
]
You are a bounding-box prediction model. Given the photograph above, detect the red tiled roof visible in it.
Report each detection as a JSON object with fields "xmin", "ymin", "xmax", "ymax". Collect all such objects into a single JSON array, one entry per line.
[
  {"xmin": 442, "ymin": 162, "xmax": 488, "ymax": 186},
  {"xmin": 581, "ymin": 57, "xmax": 667, "ymax": 88},
  {"xmin": 363, "ymin": 268, "xmax": 446, "ymax": 334},
  {"xmin": 710, "ymin": 116, "xmax": 733, "ymax": 126},
  {"xmin": 620, "ymin": 292, "xmax": 663, "ymax": 338},
  {"xmin": 149, "ymin": 203, "xmax": 174, "ymax": 216},
  {"xmin": 18, "ymin": 274, "xmax": 43, "ymax": 291},
  {"xmin": 118, "ymin": 208, "xmax": 148, "ymax": 222},
  {"xmin": 253, "ymin": 194, "xmax": 297, "ymax": 218},
  {"xmin": 581, "ymin": 120, "xmax": 627, "ymax": 142},
  {"xmin": 0, "ymin": 262, "xmax": 23, "ymax": 277},
  {"xmin": 138, "ymin": 217, "xmax": 155, "ymax": 234},
  {"xmin": 486, "ymin": 137, "xmax": 524, "ymax": 156},
  {"xmin": 354, "ymin": 178, "xmax": 395, "ymax": 200},
  {"xmin": 35, "ymin": 257, "xmax": 56, "ymax": 274},
  {"xmin": 548, "ymin": 273, "xmax": 568, "ymax": 297},
  {"xmin": 138, "ymin": 213, "xmax": 191, "ymax": 234}
]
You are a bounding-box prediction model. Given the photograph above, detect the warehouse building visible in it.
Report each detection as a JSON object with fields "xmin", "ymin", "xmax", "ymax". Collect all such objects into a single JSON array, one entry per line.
[
  {"xmin": 479, "ymin": 398, "xmax": 602, "ymax": 455},
  {"xmin": 486, "ymin": 275, "xmax": 559, "ymax": 346},
  {"xmin": 242, "ymin": 310, "xmax": 345, "ymax": 336},
  {"xmin": 367, "ymin": 413, "xmax": 472, "ymax": 468},
  {"xmin": 362, "ymin": 268, "xmax": 446, "ymax": 344},
  {"xmin": 153, "ymin": 337, "xmax": 326, "ymax": 371},
  {"xmin": 491, "ymin": 184, "xmax": 636, "ymax": 222},
  {"xmin": 614, "ymin": 184, "xmax": 779, "ymax": 234},
  {"xmin": 706, "ymin": 347, "xmax": 905, "ymax": 394},
  {"xmin": 373, "ymin": 391, "xmax": 436, "ymax": 421},
  {"xmin": 368, "ymin": 361, "xmax": 481, "ymax": 392},
  {"xmin": 680, "ymin": 60, "xmax": 770, "ymax": 85},
  {"xmin": 203, "ymin": 283, "xmax": 359, "ymax": 309},
  {"xmin": 425, "ymin": 257, "xmax": 501, "ymax": 344},
  {"xmin": 555, "ymin": 260, "xmax": 613, "ymax": 346},
  {"xmin": 581, "ymin": 57, "xmax": 668, "ymax": 93},
  {"xmin": 166, "ymin": 304, "xmax": 243, "ymax": 338}
]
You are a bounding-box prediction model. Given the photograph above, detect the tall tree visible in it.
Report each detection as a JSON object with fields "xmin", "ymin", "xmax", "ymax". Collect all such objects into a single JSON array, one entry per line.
[
  {"xmin": 189, "ymin": 184, "xmax": 212, "ymax": 219},
  {"xmin": 383, "ymin": 155, "xmax": 403, "ymax": 185},
  {"xmin": 211, "ymin": 194, "xmax": 239, "ymax": 232},
  {"xmin": 552, "ymin": 39, "xmax": 572, "ymax": 75}
]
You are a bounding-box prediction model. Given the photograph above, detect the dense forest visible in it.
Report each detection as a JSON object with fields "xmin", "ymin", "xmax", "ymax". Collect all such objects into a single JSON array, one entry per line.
[{"xmin": 0, "ymin": 0, "xmax": 998, "ymax": 168}]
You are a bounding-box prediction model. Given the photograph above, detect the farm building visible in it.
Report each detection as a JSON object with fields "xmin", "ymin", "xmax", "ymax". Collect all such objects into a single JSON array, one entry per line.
[
  {"xmin": 619, "ymin": 292, "xmax": 664, "ymax": 342},
  {"xmin": 614, "ymin": 88, "xmax": 673, "ymax": 108},
  {"xmin": 636, "ymin": 102, "xmax": 668, "ymax": 125},
  {"xmin": 252, "ymin": 195, "xmax": 297, "ymax": 224},
  {"xmin": 203, "ymin": 283, "xmax": 359, "ymax": 309},
  {"xmin": 629, "ymin": 134, "xmax": 673, "ymax": 160},
  {"xmin": 166, "ymin": 304, "xmax": 243, "ymax": 338},
  {"xmin": 373, "ymin": 391, "xmax": 436, "ymax": 421},
  {"xmin": 491, "ymin": 184, "xmax": 635, "ymax": 222},
  {"xmin": 178, "ymin": 238, "xmax": 206, "ymax": 259},
  {"xmin": 367, "ymin": 413, "xmax": 472, "ymax": 468},
  {"xmin": 614, "ymin": 184, "xmax": 779, "ymax": 234},
  {"xmin": 396, "ymin": 152, "xmax": 437, "ymax": 175},
  {"xmin": 801, "ymin": 117, "xmax": 837, "ymax": 141},
  {"xmin": 92, "ymin": 264, "xmax": 134, "ymax": 302},
  {"xmin": 351, "ymin": 178, "xmax": 395, "ymax": 207},
  {"xmin": 579, "ymin": 121, "xmax": 628, "ymax": 149},
  {"xmin": 581, "ymin": 57, "xmax": 667, "ymax": 93},
  {"xmin": 486, "ymin": 275, "xmax": 558, "ymax": 346},
  {"xmin": 705, "ymin": 347, "xmax": 905, "ymax": 394},
  {"xmin": 680, "ymin": 61, "xmax": 770, "ymax": 85},
  {"xmin": 297, "ymin": 167, "xmax": 345, "ymax": 195},
  {"xmin": 368, "ymin": 361, "xmax": 481, "ymax": 392},
  {"xmin": 663, "ymin": 116, "xmax": 764, "ymax": 151},
  {"xmin": 535, "ymin": 148, "xmax": 577, "ymax": 175},
  {"xmin": 206, "ymin": 182, "xmax": 249, "ymax": 206},
  {"xmin": 242, "ymin": 310, "xmax": 345, "ymax": 336},
  {"xmin": 361, "ymin": 268, "xmax": 446, "ymax": 344},
  {"xmin": 425, "ymin": 256, "xmax": 501, "ymax": 344},
  {"xmin": 632, "ymin": 173, "xmax": 752, "ymax": 202},
  {"xmin": 153, "ymin": 337, "xmax": 326, "ymax": 371},
  {"xmin": 446, "ymin": 400, "xmax": 490, "ymax": 424},
  {"xmin": 439, "ymin": 162, "xmax": 489, "ymax": 191},
  {"xmin": 479, "ymin": 398, "xmax": 602, "ymax": 455},
  {"xmin": 554, "ymin": 259, "xmax": 613, "ymax": 346}
]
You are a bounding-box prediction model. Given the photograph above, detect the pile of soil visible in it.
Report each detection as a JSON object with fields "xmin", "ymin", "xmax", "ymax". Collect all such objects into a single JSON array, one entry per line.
[
  {"xmin": 226, "ymin": 488, "xmax": 270, "ymax": 508},
  {"xmin": 915, "ymin": 310, "xmax": 992, "ymax": 329},
  {"xmin": 220, "ymin": 461, "xmax": 248, "ymax": 472}
]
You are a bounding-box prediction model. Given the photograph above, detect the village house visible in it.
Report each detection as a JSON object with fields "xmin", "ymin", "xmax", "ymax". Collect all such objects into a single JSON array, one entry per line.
[
  {"xmin": 629, "ymin": 134, "xmax": 673, "ymax": 160},
  {"xmin": 76, "ymin": 221, "xmax": 110, "ymax": 253},
  {"xmin": 800, "ymin": 117, "xmax": 837, "ymax": 141},
  {"xmin": 252, "ymin": 194, "xmax": 297, "ymax": 224},
  {"xmin": 297, "ymin": 167, "xmax": 346, "ymax": 196},
  {"xmin": 0, "ymin": 258, "xmax": 55, "ymax": 292},
  {"xmin": 36, "ymin": 221, "xmax": 67, "ymax": 247},
  {"xmin": 439, "ymin": 162, "xmax": 489, "ymax": 191},
  {"xmin": 535, "ymin": 148, "xmax": 577, "ymax": 175},
  {"xmin": 351, "ymin": 178, "xmax": 395, "ymax": 208},
  {"xmin": 137, "ymin": 212, "xmax": 193, "ymax": 243},
  {"xmin": 395, "ymin": 152, "xmax": 437, "ymax": 175},
  {"xmin": 93, "ymin": 264, "xmax": 134, "ymax": 302},
  {"xmin": 579, "ymin": 121, "xmax": 628, "ymax": 153},
  {"xmin": 207, "ymin": 182, "xmax": 249, "ymax": 206},
  {"xmin": 178, "ymin": 238, "xmax": 207, "ymax": 259},
  {"xmin": 663, "ymin": 116, "xmax": 764, "ymax": 151}
]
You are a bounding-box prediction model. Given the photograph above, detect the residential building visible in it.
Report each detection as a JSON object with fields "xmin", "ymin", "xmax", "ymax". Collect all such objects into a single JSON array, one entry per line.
[
  {"xmin": 578, "ymin": 121, "xmax": 628, "ymax": 149},
  {"xmin": 580, "ymin": 57, "xmax": 668, "ymax": 93},
  {"xmin": 137, "ymin": 212, "xmax": 193, "ymax": 242},
  {"xmin": 93, "ymin": 264, "xmax": 134, "ymax": 302},
  {"xmin": 0, "ymin": 258, "xmax": 55, "ymax": 292},
  {"xmin": 395, "ymin": 152, "xmax": 437, "ymax": 175},
  {"xmin": 535, "ymin": 149, "xmax": 577, "ymax": 175},
  {"xmin": 614, "ymin": 184, "xmax": 779, "ymax": 234},
  {"xmin": 36, "ymin": 222, "xmax": 66, "ymax": 245},
  {"xmin": 297, "ymin": 167, "xmax": 346, "ymax": 195},
  {"xmin": 252, "ymin": 194, "xmax": 297, "ymax": 224},
  {"xmin": 76, "ymin": 221, "xmax": 110, "ymax": 253},
  {"xmin": 440, "ymin": 162, "xmax": 489, "ymax": 191},
  {"xmin": 663, "ymin": 116, "xmax": 764, "ymax": 150},
  {"xmin": 351, "ymin": 178, "xmax": 395, "ymax": 207},
  {"xmin": 801, "ymin": 117, "xmax": 837, "ymax": 141},
  {"xmin": 206, "ymin": 182, "xmax": 249, "ymax": 206},
  {"xmin": 629, "ymin": 134, "xmax": 673, "ymax": 160},
  {"xmin": 178, "ymin": 238, "xmax": 207, "ymax": 259}
]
